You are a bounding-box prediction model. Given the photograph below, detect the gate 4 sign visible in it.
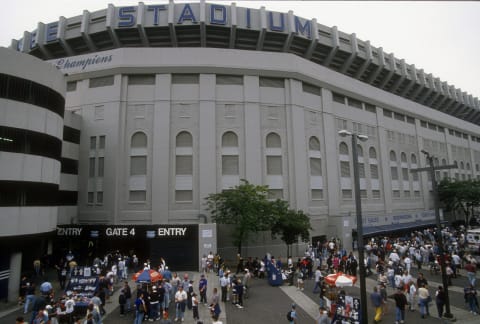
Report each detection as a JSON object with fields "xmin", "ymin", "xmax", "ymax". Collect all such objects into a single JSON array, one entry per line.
[{"xmin": 105, "ymin": 227, "xmax": 136, "ymax": 237}]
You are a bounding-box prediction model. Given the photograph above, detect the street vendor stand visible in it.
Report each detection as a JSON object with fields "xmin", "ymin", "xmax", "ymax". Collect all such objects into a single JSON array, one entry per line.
[
  {"xmin": 64, "ymin": 266, "xmax": 99, "ymax": 317},
  {"xmin": 323, "ymin": 272, "xmax": 362, "ymax": 323},
  {"xmin": 266, "ymin": 262, "xmax": 283, "ymax": 286}
]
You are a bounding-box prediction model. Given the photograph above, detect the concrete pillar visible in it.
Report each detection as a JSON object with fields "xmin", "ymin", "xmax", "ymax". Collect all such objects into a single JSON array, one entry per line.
[
  {"xmin": 198, "ymin": 224, "xmax": 217, "ymax": 271},
  {"xmin": 8, "ymin": 252, "xmax": 22, "ymax": 303}
]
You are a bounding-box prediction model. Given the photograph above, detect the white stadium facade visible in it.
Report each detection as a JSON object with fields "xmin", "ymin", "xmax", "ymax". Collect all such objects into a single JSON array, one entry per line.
[{"xmin": 1, "ymin": 0, "xmax": 480, "ymax": 301}]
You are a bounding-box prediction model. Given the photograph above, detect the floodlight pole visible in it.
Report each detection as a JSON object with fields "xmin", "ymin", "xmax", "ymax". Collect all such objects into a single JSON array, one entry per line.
[
  {"xmin": 339, "ymin": 130, "xmax": 368, "ymax": 324},
  {"xmin": 411, "ymin": 150, "xmax": 457, "ymax": 320}
]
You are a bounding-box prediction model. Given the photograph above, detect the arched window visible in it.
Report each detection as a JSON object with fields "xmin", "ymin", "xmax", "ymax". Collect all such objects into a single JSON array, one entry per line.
[
  {"xmin": 401, "ymin": 152, "xmax": 407, "ymax": 163},
  {"xmin": 266, "ymin": 132, "xmax": 281, "ymax": 148},
  {"xmin": 175, "ymin": 131, "xmax": 193, "ymax": 202},
  {"xmin": 357, "ymin": 145, "xmax": 365, "ymax": 178},
  {"xmin": 369, "ymin": 147, "xmax": 377, "ymax": 159},
  {"xmin": 390, "ymin": 150, "xmax": 397, "ymax": 162},
  {"xmin": 339, "ymin": 142, "xmax": 349, "ymax": 155},
  {"xmin": 266, "ymin": 132, "xmax": 283, "ymax": 199},
  {"xmin": 309, "ymin": 136, "xmax": 323, "ymax": 200},
  {"xmin": 222, "ymin": 131, "xmax": 239, "ymax": 180},
  {"xmin": 411, "ymin": 154, "xmax": 417, "ymax": 165},
  {"xmin": 309, "ymin": 136, "xmax": 320, "ymax": 151},
  {"xmin": 129, "ymin": 131, "xmax": 148, "ymax": 202},
  {"xmin": 460, "ymin": 161, "xmax": 465, "ymax": 170}
]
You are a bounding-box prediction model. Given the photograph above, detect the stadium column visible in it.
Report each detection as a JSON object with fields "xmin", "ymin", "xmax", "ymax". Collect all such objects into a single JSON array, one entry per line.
[
  {"xmin": 198, "ymin": 74, "xmax": 217, "ymax": 207},
  {"xmin": 376, "ymin": 108, "xmax": 393, "ymax": 215},
  {"xmin": 320, "ymin": 89, "xmax": 343, "ymax": 242},
  {"xmin": 8, "ymin": 252, "xmax": 21, "ymax": 303},
  {"xmin": 152, "ymin": 74, "xmax": 172, "ymax": 224},
  {"xmin": 285, "ymin": 79, "xmax": 308, "ymax": 211},
  {"xmin": 244, "ymin": 75, "xmax": 262, "ymax": 183}
]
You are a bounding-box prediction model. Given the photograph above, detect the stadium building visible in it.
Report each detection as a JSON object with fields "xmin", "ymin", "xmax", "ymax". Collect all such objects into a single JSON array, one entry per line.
[{"xmin": 2, "ymin": 0, "xmax": 480, "ymax": 301}]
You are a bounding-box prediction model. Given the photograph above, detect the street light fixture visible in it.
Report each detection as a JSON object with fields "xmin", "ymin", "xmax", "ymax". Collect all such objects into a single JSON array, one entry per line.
[{"xmin": 338, "ymin": 129, "xmax": 368, "ymax": 324}]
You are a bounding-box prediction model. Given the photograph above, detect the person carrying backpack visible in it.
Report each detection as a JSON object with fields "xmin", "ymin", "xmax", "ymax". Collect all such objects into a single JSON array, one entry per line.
[{"xmin": 287, "ymin": 303, "xmax": 297, "ymax": 323}]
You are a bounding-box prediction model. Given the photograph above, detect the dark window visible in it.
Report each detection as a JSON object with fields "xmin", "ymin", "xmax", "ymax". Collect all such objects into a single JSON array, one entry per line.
[
  {"xmin": 348, "ymin": 97, "xmax": 362, "ymax": 109},
  {"xmin": 0, "ymin": 126, "xmax": 62, "ymax": 161},
  {"xmin": 63, "ymin": 126, "xmax": 80, "ymax": 144},
  {"xmin": 61, "ymin": 158, "xmax": 79, "ymax": 175},
  {"xmin": 66, "ymin": 81, "xmax": 77, "ymax": 92},
  {"xmin": 383, "ymin": 109, "xmax": 392, "ymax": 118},
  {"xmin": 216, "ymin": 75, "xmax": 243, "ymax": 85},
  {"xmin": 0, "ymin": 181, "xmax": 59, "ymax": 206},
  {"xmin": 302, "ymin": 82, "xmax": 321, "ymax": 96},
  {"xmin": 58, "ymin": 191, "xmax": 78, "ymax": 206},
  {"xmin": 332, "ymin": 92, "xmax": 345, "ymax": 104},
  {"xmin": 89, "ymin": 76, "xmax": 114, "ymax": 88},
  {"xmin": 0, "ymin": 73, "xmax": 65, "ymax": 117},
  {"xmin": 128, "ymin": 74, "xmax": 156, "ymax": 85},
  {"xmin": 259, "ymin": 77, "xmax": 284, "ymax": 88}
]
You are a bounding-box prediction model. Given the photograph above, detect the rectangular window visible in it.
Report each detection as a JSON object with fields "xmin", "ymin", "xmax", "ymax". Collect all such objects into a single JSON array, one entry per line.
[
  {"xmin": 404, "ymin": 191, "xmax": 411, "ymax": 198},
  {"xmin": 129, "ymin": 190, "xmax": 146, "ymax": 202},
  {"xmin": 340, "ymin": 161, "xmax": 350, "ymax": 177},
  {"xmin": 259, "ymin": 77, "xmax": 284, "ymax": 88},
  {"xmin": 414, "ymin": 190, "xmax": 421, "ymax": 197},
  {"xmin": 358, "ymin": 163, "xmax": 365, "ymax": 178},
  {"xmin": 216, "ymin": 75, "xmax": 243, "ymax": 85},
  {"xmin": 311, "ymin": 189, "xmax": 323, "ymax": 200},
  {"xmin": 267, "ymin": 156, "xmax": 282, "ymax": 175},
  {"xmin": 172, "ymin": 74, "xmax": 199, "ymax": 84},
  {"xmin": 268, "ymin": 189, "xmax": 283, "ymax": 199},
  {"xmin": 364, "ymin": 103, "xmax": 376, "ymax": 113},
  {"xmin": 420, "ymin": 120, "xmax": 427, "ymax": 128},
  {"xmin": 89, "ymin": 158, "xmax": 95, "ymax": 177},
  {"xmin": 347, "ymin": 97, "xmax": 362, "ymax": 109},
  {"xmin": 302, "ymin": 83, "xmax": 321, "ymax": 96},
  {"xmin": 448, "ymin": 129, "xmax": 454, "ymax": 135},
  {"xmin": 438, "ymin": 126, "xmax": 444, "ymax": 133},
  {"xmin": 394, "ymin": 112, "xmax": 405, "ymax": 122},
  {"xmin": 222, "ymin": 156, "xmax": 239, "ymax": 175},
  {"xmin": 310, "ymin": 158, "xmax": 322, "ymax": 176},
  {"xmin": 128, "ymin": 74, "xmax": 155, "ymax": 85},
  {"xmin": 98, "ymin": 157, "xmax": 104, "ymax": 177},
  {"xmin": 392, "ymin": 190, "xmax": 401, "ymax": 198},
  {"xmin": 391, "ymin": 167, "xmax": 399, "ymax": 180},
  {"xmin": 175, "ymin": 190, "xmax": 193, "ymax": 202},
  {"xmin": 360, "ymin": 190, "xmax": 367, "ymax": 199},
  {"xmin": 176, "ymin": 156, "xmax": 193, "ymax": 175},
  {"xmin": 402, "ymin": 168, "xmax": 409, "ymax": 181},
  {"xmin": 89, "ymin": 75, "xmax": 114, "ymax": 88},
  {"xmin": 332, "ymin": 93, "xmax": 345, "ymax": 104},
  {"xmin": 406, "ymin": 116, "xmax": 415, "ymax": 124},
  {"xmin": 90, "ymin": 136, "xmax": 96, "ymax": 150},
  {"xmin": 96, "ymin": 191, "xmax": 103, "ymax": 205},
  {"xmin": 370, "ymin": 164, "xmax": 379, "ymax": 179},
  {"xmin": 87, "ymin": 192, "xmax": 94, "ymax": 204},
  {"xmin": 94, "ymin": 105, "xmax": 104, "ymax": 120},
  {"xmin": 99, "ymin": 135, "xmax": 105, "ymax": 149},
  {"xmin": 372, "ymin": 190, "xmax": 381, "ymax": 199},
  {"xmin": 428, "ymin": 123, "xmax": 437, "ymax": 131},
  {"xmin": 383, "ymin": 109, "xmax": 392, "ymax": 118},
  {"xmin": 412, "ymin": 172, "xmax": 419, "ymax": 181},
  {"xmin": 130, "ymin": 156, "xmax": 147, "ymax": 175},
  {"xmin": 66, "ymin": 81, "xmax": 77, "ymax": 92},
  {"xmin": 342, "ymin": 189, "xmax": 352, "ymax": 199}
]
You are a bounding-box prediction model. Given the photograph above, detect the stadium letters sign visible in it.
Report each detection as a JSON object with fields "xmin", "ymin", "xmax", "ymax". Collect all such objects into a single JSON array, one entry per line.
[
  {"xmin": 56, "ymin": 225, "xmax": 195, "ymax": 239},
  {"xmin": 22, "ymin": 2, "xmax": 314, "ymax": 51}
]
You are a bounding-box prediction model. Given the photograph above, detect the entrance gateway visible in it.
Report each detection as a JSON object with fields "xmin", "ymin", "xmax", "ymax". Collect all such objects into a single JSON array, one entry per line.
[{"xmin": 55, "ymin": 224, "xmax": 216, "ymax": 271}]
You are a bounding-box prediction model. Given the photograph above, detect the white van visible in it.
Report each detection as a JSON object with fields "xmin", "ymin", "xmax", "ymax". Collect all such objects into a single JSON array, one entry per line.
[{"xmin": 466, "ymin": 228, "xmax": 480, "ymax": 253}]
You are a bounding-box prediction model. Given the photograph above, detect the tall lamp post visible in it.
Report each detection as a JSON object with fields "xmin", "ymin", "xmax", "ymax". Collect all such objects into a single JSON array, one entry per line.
[
  {"xmin": 339, "ymin": 129, "xmax": 368, "ymax": 324},
  {"xmin": 411, "ymin": 150, "xmax": 457, "ymax": 320}
]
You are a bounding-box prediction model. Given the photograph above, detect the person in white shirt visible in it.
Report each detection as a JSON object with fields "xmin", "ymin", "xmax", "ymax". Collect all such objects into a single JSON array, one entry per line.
[
  {"xmin": 389, "ymin": 250, "xmax": 400, "ymax": 264},
  {"xmin": 403, "ymin": 256, "xmax": 412, "ymax": 274},
  {"xmin": 174, "ymin": 286, "xmax": 187, "ymax": 322}
]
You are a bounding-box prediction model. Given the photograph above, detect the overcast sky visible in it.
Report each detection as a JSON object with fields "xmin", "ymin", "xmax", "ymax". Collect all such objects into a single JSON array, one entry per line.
[{"xmin": 1, "ymin": 1, "xmax": 479, "ymax": 99}]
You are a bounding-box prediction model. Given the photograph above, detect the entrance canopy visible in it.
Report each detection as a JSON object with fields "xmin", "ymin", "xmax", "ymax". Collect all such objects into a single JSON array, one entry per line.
[{"xmin": 363, "ymin": 220, "xmax": 448, "ymax": 238}]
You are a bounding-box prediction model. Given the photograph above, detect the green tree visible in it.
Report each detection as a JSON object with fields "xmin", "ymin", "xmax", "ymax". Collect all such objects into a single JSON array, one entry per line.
[
  {"xmin": 204, "ymin": 180, "xmax": 274, "ymax": 254},
  {"xmin": 438, "ymin": 178, "xmax": 480, "ymax": 225},
  {"xmin": 270, "ymin": 199, "xmax": 312, "ymax": 257}
]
